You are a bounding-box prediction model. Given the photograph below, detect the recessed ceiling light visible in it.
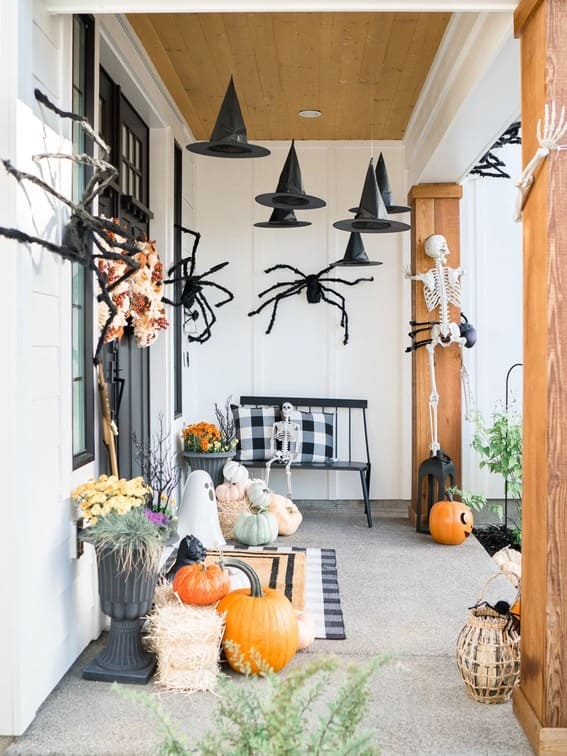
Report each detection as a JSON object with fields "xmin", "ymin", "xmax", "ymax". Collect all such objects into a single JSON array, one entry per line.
[{"xmin": 298, "ymin": 109, "xmax": 322, "ymax": 119}]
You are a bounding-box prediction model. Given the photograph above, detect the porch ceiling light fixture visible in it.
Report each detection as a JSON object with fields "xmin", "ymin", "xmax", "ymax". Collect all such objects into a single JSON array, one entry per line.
[
  {"xmin": 255, "ymin": 140, "xmax": 326, "ymax": 210},
  {"xmin": 298, "ymin": 109, "xmax": 321, "ymax": 118},
  {"xmin": 332, "ymin": 232, "xmax": 383, "ymax": 267},
  {"xmin": 254, "ymin": 207, "xmax": 311, "ymax": 228},
  {"xmin": 334, "ymin": 158, "xmax": 411, "ymax": 234},
  {"xmin": 187, "ymin": 76, "xmax": 270, "ymax": 159}
]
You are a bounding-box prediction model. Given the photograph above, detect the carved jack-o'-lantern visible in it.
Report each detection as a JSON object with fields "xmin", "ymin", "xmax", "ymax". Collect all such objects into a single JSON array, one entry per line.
[{"xmin": 429, "ymin": 498, "xmax": 474, "ymax": 545}]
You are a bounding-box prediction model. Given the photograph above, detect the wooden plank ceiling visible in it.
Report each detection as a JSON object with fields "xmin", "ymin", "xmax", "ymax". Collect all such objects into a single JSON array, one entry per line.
[{"xmin": 128, "ymin": 12, "xmax": 451, "ymax": 141}]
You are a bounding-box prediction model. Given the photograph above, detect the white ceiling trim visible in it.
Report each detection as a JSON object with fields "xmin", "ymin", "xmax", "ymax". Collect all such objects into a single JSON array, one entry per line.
[
  {"xmin": 44, "ymin": 0, "xmax": 519, "ymax": 14},
  {"xmin": 404, "ymin": 12, "xmax": 520, "ymax": 185}
]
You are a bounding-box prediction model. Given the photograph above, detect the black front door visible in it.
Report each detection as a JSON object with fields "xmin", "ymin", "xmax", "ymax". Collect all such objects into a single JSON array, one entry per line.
[{"xmin": 98, "ymin": 68, "xmax": 152, "ymax": 478}]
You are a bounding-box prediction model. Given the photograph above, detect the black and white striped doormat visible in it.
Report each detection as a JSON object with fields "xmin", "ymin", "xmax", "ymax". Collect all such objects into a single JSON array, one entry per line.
[{"xmin": 163, "ymin": 543, "xmax": 346, "ymax": 640}]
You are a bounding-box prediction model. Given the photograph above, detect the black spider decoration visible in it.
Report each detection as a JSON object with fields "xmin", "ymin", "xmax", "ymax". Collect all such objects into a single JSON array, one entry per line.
[
  {"xmin": 0, "ymin": 89, "xmax": 141, "ymax": 362},
  {"xmin": 162, "ymin": 224, "xmax": 234, "ymax": 344},
  {"xmin": 248, "ymin": 263, "xmax": 374, "ymax": 345}
]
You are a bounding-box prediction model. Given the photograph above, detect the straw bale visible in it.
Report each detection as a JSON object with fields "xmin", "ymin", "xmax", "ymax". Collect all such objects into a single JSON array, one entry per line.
[
  {"xmin": 217, "ymin": 497, "xmax": 250, "ymax": 540},
  {"xmin": 147, "ymin": 582, "xmax": 225, "ymax": 693}
]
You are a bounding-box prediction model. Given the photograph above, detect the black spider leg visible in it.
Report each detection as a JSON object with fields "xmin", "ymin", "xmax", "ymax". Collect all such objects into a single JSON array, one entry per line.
[
  {"xmin": 318, "ymin": 274, "xmax": 375, "ymax": 287},
  {"xmin": 175, "ymin": 225, "xmax": 201, "ymax": 277},
  {"xmin": 248, "ymin": 283, "xmax": 307, "ymax": 334},
  {"xmin": 163, "ymin": 256, "xmax": 194, "ymax": 291},
  {"xmin": 187, "ymin": 290, "xmax": 217, "ymax": 343},
  {"xmin": 254, "ymin": 277, "xmax": 306, "ymax": 300},
  {"xmin": 32, "ymin": 152, "xmax": 117, "ymax": 209},
  {"xmin": 263, "ymin": 263, "xmax": 308, "ymax": 278},
  {"xmin": 194, "ymin": 263, "xmax": 234, "ymax": 306},
  {"xmin": 319, "ymin": 285, "xmax": 351, "ymax": 345},
  {"xmin": 405, "ymin": 339, "xmax": 432, "ymax": 353},
  {"xmin": 0, "ymin": 227, "xmax": 71, "ymax": 256},
  {"xmin": 34, "ymin": 88, "xmax": 109, "ymax": 154}
]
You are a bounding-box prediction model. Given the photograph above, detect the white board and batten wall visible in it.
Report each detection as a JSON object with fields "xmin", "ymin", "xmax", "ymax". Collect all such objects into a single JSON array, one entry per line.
[{"xmin": 186, "ymin": 142, "xmax": 412, "ymax": 502}]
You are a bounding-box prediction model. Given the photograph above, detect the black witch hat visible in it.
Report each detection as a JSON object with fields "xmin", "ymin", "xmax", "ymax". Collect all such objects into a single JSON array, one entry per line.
[
  {"xmin": 349, "ymin": 153, "xmax": 411, "ymax": 215},
  {"xmin": 186, "ymin": 77, "xmax": 270, "ymax": 158},
  {"xmin": 254, "ymin": 207, "xmax": 311, "ymax": 228},
  {"xmin": 332, "ymin": 232, "xmax": 383, "ymax": 267},
  {"xmin": 334, "ymin": 159, "xmax": 411, "ymax": 234},
  {"xmin": 376, "ymin": 153, "xmax": 411, "ymax": 214},
  {"xmin": 255, "ymin": 140, "xmax": 326, "ymax": 210}
]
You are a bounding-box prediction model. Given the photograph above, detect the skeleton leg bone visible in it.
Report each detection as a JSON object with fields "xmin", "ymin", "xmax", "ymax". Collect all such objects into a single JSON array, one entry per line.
[{"xmin": 426, "ymin": 343, "xmax": 441, "ymax": 455}]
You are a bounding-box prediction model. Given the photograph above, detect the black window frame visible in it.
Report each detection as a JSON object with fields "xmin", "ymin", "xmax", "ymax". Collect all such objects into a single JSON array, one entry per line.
[
  {"xmin": 173, "ymin": 143, "xmax": 183, "ymax": 418},
  {"xmin": 71, "ymin": 13, "xmax": 95, "ymax": 469}
]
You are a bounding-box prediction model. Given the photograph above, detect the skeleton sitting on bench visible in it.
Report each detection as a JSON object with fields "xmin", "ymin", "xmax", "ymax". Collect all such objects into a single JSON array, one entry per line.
[{"xmin": 265, "ymin": 402, "xmax": 300, "ymax": 496}]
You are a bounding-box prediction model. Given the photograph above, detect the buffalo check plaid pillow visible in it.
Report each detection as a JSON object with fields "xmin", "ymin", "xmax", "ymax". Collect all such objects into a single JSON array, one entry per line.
[
  {"xmin": 231, "ymin": 406, "xmax": 277, "ymax": 461},
  {"xmin": 289, "ymin": 410, "xmax": 334, "ymax": 463}
]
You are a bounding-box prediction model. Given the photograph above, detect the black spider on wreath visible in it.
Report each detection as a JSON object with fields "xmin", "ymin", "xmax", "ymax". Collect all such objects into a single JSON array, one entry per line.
[
  {"xmin": 162, "ymin": 224, "xmax": 234, "ymax": 344},
  {"xmin": 0, "ymin": 88, "xmax": 142, "ymax": 363},
  {"xmin": 248, "ymin": 263, "xmax": 374, "ymax": 345}
]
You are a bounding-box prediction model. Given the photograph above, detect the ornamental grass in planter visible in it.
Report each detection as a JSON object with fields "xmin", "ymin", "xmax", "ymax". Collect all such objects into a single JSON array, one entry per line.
[{"xmin": 72, "ymin": 475, "xmax": 175, "ymax": 684}]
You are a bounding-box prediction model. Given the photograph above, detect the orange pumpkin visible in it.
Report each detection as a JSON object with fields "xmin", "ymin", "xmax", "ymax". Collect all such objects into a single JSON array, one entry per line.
[
  {"xmin": 173, "ymin": 562, "xmax": 231, "ymax": 605},
  {"xmin": 269, "ymin": 494, "xmax": 303, "ymax": 536},
  {"xmin": 216, "ymin": 559, "xmax": 298, "ymax": 674},
  {"xmin": 429, "ymin": 498, "xmax": 474, "ymax": 545}
]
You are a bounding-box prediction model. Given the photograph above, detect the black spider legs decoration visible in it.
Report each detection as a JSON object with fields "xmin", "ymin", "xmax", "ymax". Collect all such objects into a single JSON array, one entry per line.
[
  {"xmin": 405, "ymin": 319, "xmax": 440, "ymax": 353},
  {"xmin": 0, "ymin": 88, "xmax": 143, "ymax": 363},
  {"xmin": 162, "ymin": 224, "xmax": 234, "ymax": 344},
  {"xmin": 248, "ymin": 262, "xmax": 374, "ymax": 345}
]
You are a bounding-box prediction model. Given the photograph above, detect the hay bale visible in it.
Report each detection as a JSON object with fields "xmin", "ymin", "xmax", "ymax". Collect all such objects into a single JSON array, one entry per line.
[
  {"xmin": 147, "ymin": 582, "xmax": 224, "ymax": 693},
  {"xmin": 217, "ymin": 497, "xmax": 250, "ymax": 540}
]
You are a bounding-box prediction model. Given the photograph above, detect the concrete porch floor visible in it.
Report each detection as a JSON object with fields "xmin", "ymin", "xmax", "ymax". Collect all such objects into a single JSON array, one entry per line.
[{"xmin": 2, "ymin": 501, "xmax": 532, "ymax": 755}]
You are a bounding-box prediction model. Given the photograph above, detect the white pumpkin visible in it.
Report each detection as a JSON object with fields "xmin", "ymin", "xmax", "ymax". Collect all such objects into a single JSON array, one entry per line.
[
  {"xmin": 216, "ymin": 481, "xmax": 246, "ymax": 503},
  {"xmin": 247, "ymin": 480, "xmax": 273, "ymax": 510},
  {"xmin": 223, "ymin": 459, "xmax": 249, "ymax": 485},
  {"xmin": 269, "ymin": 494, "xmax": 303, "ymax": 536},
  {"xmin": 295, "ymin": 610, "xmax": 316, "ymax": 650}
]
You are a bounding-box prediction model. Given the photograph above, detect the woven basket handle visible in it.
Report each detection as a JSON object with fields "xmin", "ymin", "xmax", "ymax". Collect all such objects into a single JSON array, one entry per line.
[{"xmin": 477, "ymin": 571, "xmax": 520, "ymax": 607}]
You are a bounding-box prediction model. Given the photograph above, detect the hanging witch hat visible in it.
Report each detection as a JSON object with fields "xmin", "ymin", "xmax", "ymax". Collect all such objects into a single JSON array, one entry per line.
[
  {"xmin": 334, "ymin": 158, "xmax": 410, "ymax": 233},
  {"xmin": 254, "ymin": 207, "xmax": 311, "ymax": 228},
  {"xmin": 349, "ymin": 153, "xmax": 411, "ymax": 215},
  {"xmin": 332, "ymin": 232, "xmax": 383, "ymax": 266},
  {"xmin": 255, "ymin": 140, "xmax": 326, "ymax": 210},
  {"xmin": 186, "ymin": 77, "xmax": 270, "ymax": 158},
  {"xmin": 376, "ymin": 153, "xmax": 411, "ymax": 214}
]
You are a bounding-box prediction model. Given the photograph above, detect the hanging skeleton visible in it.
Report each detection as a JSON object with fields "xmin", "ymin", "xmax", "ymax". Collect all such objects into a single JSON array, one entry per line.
[
  {"xmin": 265, "ymin": 402, "xmax": 300, "ymax": 496},
  {"xmin": 404, "ymin": 234, "xmax": 475, "ymax": 455}
]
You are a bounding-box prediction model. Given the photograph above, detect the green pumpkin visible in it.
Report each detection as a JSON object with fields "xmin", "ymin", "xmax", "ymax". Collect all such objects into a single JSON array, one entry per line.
[{"xmin": 234, "ymin": 508, "xmax": 278, "ymax": 546}]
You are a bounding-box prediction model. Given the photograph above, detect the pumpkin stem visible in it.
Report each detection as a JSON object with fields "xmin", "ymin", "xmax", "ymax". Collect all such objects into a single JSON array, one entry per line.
[{"xmin": 220, "ymin": 558, "xmax": 265, "ymax": 598}]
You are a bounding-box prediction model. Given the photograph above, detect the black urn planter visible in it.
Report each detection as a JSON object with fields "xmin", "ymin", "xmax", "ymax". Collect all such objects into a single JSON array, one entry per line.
[{"xmin": 83, "ymin": 547, "xmax": 159, "ymax": 684}]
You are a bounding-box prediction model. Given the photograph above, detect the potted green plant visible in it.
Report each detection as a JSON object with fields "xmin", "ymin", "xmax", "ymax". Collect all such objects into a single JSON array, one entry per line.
[
  {"xmin": 450, "ymin": 405, "xmax": 522, "ymax": 550},
  {"xmin": 72, "ymin": 474, "xmax": 173, "ymax": 683}
]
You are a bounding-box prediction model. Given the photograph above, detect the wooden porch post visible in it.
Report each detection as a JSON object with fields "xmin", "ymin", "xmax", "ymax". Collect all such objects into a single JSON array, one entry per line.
[
  {"xmin": 513, "ymin": 1, "xmax": 567, "ymax": 751},
  {"xmin": 407, "ymin": 184, "xmax": 463, "ymax": 522}
]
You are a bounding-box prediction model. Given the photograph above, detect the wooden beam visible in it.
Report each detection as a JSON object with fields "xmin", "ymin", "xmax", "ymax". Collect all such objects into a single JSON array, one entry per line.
[
  {"xmin": 513, "ymin": 0, "xmax": 567, "ymax": 750},
  {"xmin": 407, "ymin": 184, "xmax": 462, "ymax": 523},
  {"xmin": 514, "ymin": 0, "xmax": 544, "ymax": 36}
]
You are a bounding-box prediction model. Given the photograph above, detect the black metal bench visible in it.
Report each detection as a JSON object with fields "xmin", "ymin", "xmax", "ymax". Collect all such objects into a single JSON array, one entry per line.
[{"xmin": 238, "ymin": 395, "xmax": 373, "ymax": 527}]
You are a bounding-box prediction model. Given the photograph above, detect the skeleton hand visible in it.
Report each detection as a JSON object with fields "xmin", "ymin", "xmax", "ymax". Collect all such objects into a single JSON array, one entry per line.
[{"xmin": 402, "ymin": 264, "xmax": 414, "ymax": 279}]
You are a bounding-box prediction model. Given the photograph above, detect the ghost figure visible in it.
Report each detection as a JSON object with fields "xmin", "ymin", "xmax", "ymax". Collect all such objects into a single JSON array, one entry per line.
[{"xmin": 177, "ymin": 470, "xmax": 226, "ymax": 548}]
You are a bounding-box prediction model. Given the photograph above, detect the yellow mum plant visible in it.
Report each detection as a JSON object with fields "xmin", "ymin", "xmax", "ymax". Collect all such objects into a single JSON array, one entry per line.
[{"xmin": 71, "ymin": 474, "xmax": 152, "ymax": 525}]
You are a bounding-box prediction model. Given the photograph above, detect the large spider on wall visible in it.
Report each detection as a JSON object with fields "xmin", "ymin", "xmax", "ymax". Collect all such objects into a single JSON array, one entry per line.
[
  {"xmin": 248, "ymin": 263, "xmax": 374, "ymax": 345},
  {"xmin": 0, "ymin": 89, "xmax": 141, "ymax": 362},
  {"xmin": 162, "ymin": 224, "xmax": 234, "ymax": 344}
]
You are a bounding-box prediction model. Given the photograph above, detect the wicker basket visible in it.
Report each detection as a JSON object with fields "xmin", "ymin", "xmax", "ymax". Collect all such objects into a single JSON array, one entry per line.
[
  {"xmin": 217, "ymin": 497, "xmax": 250, "ymax": 540},
  {"xmin": 456, "ymin": 574, "xmax": 521, "ymax": 704}
]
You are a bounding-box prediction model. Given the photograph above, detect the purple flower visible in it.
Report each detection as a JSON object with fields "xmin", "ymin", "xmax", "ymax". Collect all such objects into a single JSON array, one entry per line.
[{"xmin": 143, "ymin": 508, "xmax": 170, "ymax": 526}]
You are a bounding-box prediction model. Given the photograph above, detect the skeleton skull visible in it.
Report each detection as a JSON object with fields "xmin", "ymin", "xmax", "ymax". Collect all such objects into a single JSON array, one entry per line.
[
  {"xmin": 424, "ymin": 234, "xmax": 449, "ymax": 264},
  {"xmin": 281, "ymin": 402, "xmax": 294, "ymax": 420}
]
